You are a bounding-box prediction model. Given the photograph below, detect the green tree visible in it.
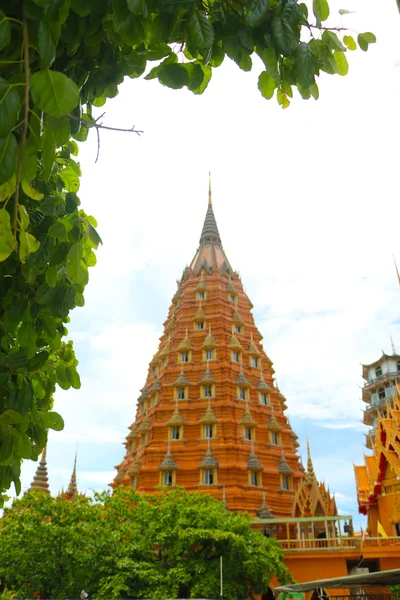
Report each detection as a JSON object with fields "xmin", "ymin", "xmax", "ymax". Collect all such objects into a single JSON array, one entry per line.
[
  {"xmin": 0, "ymin": 487, "xmax": 290, "ymax": 599},
  {"xmin": 0, "ymin": 0, "xmax": 375, "ymax": 504}
]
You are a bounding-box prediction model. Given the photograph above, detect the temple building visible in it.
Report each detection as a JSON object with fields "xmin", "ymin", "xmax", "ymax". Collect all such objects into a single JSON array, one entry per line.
[
  {"xmin": 360, "ymin": 349, "xmax": 400, "ymax": 449},
  {"xmin": 28, "ymin": 447, "xmax": 79, "ymax": 500},
  {"xmin": 112, "ymin": 181, "xmax": 333, "ymax": 519},
  {"xmin": 355, "ymin": 350, "xmax": 400, "ymax": 537}
]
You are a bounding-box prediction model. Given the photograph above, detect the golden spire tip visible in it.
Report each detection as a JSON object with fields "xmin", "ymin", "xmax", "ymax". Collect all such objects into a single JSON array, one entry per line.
[{"xmin": 208, "ymin": 172, "xmax": 212, "ymax": 205}]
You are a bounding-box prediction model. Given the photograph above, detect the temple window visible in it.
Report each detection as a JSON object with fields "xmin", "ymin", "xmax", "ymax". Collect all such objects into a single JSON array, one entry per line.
[
  {"xmin": 130, "ymin": 476, "xmax": 137, "ymax": 489},
  {"xmin": 171, "ymin": 426, "xmax": 181, "ymax": 440},
  {"xmin": 376, "ymin": 365, "xmax": 383, "ymax": 378},
  {"xmin": 140, "ymin": 402, "xmax": 145, "ymax": 414},
  {"xmin": 234, "ymin": 325, "xmax": 242, "ymax": 334},
  {"xmin": 238, "ymin": 387, "xmax": 247, "ymax": 401},
  {"xmin": 281, "ymin": 475, "xmax": 291, "ymax": 490},
  {"xmin": 141, "ymin": 433, "xmax": 147, "ymax": 446},
  {"xmin": 202, "ymin": 469, "xmax": 215, "ymax": 485},
  {"xmin": 196, "ymin": 321, "xmax": 205, "ymax": 330},
  {"xmin": 229, "ymin": 294, "xmax": 236, "ymax": 302},
  {"xmin": 251, "ymin": 357, "xmax": 259, "ymax": 368},
  {"xmin": 397, "ymin": 361, "xmax": 400, "ymax": 373},
  {"xmin": 177, "ymin": 387, "xmax": 186, "ymax": 400},
  {"xmin": 163, "ymin": 358, "xmax": 167, "ymax": 368},
  {"xmin": 245, "ymin": 426, "xmax": 253, "ymax": 441},
  {"xmin": 203, "ymin": 384, "xmax": 213, "ymax": 398},
  {"xmin": 259, "ymin": 393, "xmax": 269, "ymax": 405},
  {"xmin": 232, "ymin": 351, "xmax": 241, "ymax": 363},
  {"xmin": 197, "ymin": 291, "xmax": 207, "ymax": 301},
  {"xmin": 153, "ymin": 367, "xmax": 157, "ymax": 376},
  {"xmin": 395, "ymin": 523, "xmax": 400, "ymax": 536},
  {"xmin": 153, "ymin": 393, "xmax": 158, "ymax": 406},
  {"xmin": 250, "ymin": 471, "xmax": 260, "ymax": 487},
  {"xmin": 180, "ymin": 351, "xmax": 189, "ymax": 363},
  {"xmin": 204, "ymin": 424, "xmax": 215, "ymax": 439},
  {"xmin": 163, "ymin": 470, "xmax": 174, "ymax": 486},
  {"xmin": 205, "ymin": 349, "xmax": 214, "ymax": 360},
  {"xmin": 271, "ymin": 431, "xmax": 279, "ymax": 445},
  {"xmin": 129, "ymin": 440, "xmax": 135, "ymax": 453},
  {"xmin": 378, "ymin": 387, "xmax": 385, "ymax": 400}
]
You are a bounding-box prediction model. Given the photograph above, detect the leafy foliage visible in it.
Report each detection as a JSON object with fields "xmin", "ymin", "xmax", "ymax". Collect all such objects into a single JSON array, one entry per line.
[
  {"xmin": 0, "ymin": 0, "xmax": 375, "ymax": 504},
  {"xmin": 0, "ymin": 488, "xmax": 291, "ymax": 599}
]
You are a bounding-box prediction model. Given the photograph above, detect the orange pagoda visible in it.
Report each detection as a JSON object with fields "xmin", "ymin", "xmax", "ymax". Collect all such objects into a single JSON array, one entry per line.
[{"xmin": 112, "ymin": 181, "xmax": 323, "ymax": 518}]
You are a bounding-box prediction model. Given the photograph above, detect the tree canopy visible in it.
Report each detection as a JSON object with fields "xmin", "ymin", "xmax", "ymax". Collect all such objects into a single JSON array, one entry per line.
[
  {"xmin": 0, "ymin": 487, "xmax": 291, "ymax": 599},
  {"xmin": 0, "ymin": 0, "xmax": 375, "ymax": 505}
]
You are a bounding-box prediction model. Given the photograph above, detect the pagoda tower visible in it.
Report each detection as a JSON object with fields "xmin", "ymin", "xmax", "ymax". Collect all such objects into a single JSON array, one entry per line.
[
  {"xmin": 29, "ymin": 446, "xmax": 50, "ymax": 494},
  {"xmin": 361, "ymin": 348, "xmax": 400, "ymax": 449},
  {"xmin": 112, "ymin": 182, "xmax": 304, "ymax": 516}
]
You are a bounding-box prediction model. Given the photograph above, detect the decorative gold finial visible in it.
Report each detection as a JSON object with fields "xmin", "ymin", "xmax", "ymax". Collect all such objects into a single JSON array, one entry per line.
[
  {"xmin": 391, "ymin": 335, "xmax": 396, "ymax": 355},
  {"xmin": 208, "ymin": 171, "xmax": 212, "ymax": 205},
  {"xmin": 67, "ymin": 450, "xmax": 78, "ymax": 498}
]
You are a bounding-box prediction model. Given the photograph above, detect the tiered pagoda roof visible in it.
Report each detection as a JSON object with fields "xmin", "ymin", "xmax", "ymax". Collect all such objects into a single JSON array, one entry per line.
[{"xmin": 112, "ymin": 182, "xmax": 306, "ymax": 516}]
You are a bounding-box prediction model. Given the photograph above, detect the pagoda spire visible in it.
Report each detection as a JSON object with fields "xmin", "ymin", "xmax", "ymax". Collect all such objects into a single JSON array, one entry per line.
[
  {"xmin": 199, "ymin": 173, "xmax": 221, "ymax": 245},
  {"xmin": 67, "ymin": 451, "xmax": 78, "ymax": 498},
  {"xmin": 29, "ymin": 446, "xmax": 50, "ymax": 494}
]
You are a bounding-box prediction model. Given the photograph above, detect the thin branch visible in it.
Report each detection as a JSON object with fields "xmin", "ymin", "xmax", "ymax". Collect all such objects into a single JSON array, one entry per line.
[
  {"xmin": 309, "ymin": 24, "xmax": 351, "ymax": 32},
  {"xmin": 13, "ymin": 16, "xmax": 30, "ymax": 237},
  {"xmin": 68, "ymin": 113, "xmax": 143, "ymax": 135},
  {"xmin": 95, "ymin": 127, "xmax": 100, "ymax": 164}
]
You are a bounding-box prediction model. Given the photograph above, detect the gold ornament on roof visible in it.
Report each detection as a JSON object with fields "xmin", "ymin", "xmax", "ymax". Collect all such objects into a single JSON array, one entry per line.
[
  {"xmin": 230, "ymin": 334, "xmax": 243, "ymax": 351},
  {"xmin": 29, "ymin": 445, "xmax": 50, "ymax": 494},
  {"xmin": 202, "ymin": 326, "xmax": 217, "ymax": 349},
  {"xmin": 178, "ymin": 328, "xmax": 193, "ymax": 351}
]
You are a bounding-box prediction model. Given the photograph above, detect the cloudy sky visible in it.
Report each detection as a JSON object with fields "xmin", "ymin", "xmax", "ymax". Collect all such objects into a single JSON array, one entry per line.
[{"xmin": 18, "ymin": 0, "xmax": 400, "ymax": 527}]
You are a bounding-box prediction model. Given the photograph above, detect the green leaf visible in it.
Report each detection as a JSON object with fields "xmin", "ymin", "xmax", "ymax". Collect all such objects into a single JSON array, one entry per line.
[
  {"xmin": 339, "ymin": 8, "xmax": 353, "ymax": 15},
  {"xmin": 18, "ymin": 205, "xmax": 29, "ymax": 230},
  {"xmin": 0, "ymin": 175, "xmax": 16, "ymax": 203},
  {"xmin": 38, "ymin": 19, "xmax": 57, "ymax": 69},
  {"xmin": 277, "ymin": 88, "xmax": 290, "ymax": 108},
  {"xmin": 333, "ymin": 50, "xmax": 348, "ymax": 75},
  {"xmin": 14, "ymin": 432, "xmax": 32, "ymax": 459},
  {"xmin": 18, "ymin": 379, "xmax": 34, "ymax": 414},
  {"xmin": 310, "ymin": 82, "xmax": 319, "ymax": 99},
  {"xmin": 358, "ymin": 32, "xmax": 376, "ymax": 52},
  {"xmin": 43, "ymin": 410, "xmax": 65, "ymax": 431},
  {"xmin": 187, "ymin": 11, "xmax": 215, "ymax": 49},
  {"xmin": 184, "ymin": 63, "xmax": 205, "ymax": 92},
  {"xmin": 322, "ymin": 30, "xmax": 346, "ymax": 52},
  {"xmin": 271, "ymin": 6, "xmax": 300, "ymax": 57},
  {"xmin": 257, "ymin": 47, "xmax": 279, "ymax": 80},
  {"xmin": 158, "ymin": 64, "xmax": 189, "ymax": 89},
  {"xmin": 19, "ymin": 231, "xmax": 40, "ymax": 263},
  {"xmin": 0, "ymin": 78, "xmax": 22, "ymax": 138},
  {"xmin": 127, "ymin": 0, "xmax": 148, "ymax": 17},
  {"xmin": 22, "ymin": 135, "xmax": 39, "ymax": 182},
  {"xmin": 21, "ymin": 180, "xmax": 44, "ymax": 201},
  {"xmin": 0, "ymin": 133, "xmax": 18, "ymax": 185},
  {"xmin": 0, "ymin": 410, "xmax": 23, "ymax": 426},
  {"xmin": 0, "ymin": 207, "xmax": 13, "ymax": 261},
  {"xmin": 0, "ymin": 350, "xmax": 28, "ymax": 368},
  {"xmin": 46, "ymin": 116, "xmax": 70, "ymax": 146},
  {"xmin": 343, "ymin": 35, "xmax": 357, "ymax": 51},
  {"xmin": 294, "ymin": 42, "xmax": 314, "ymax": 88},
  {"xmin": 27, "ymin": 350, "xmax": 49, "ymax": 371},
  {"xmin": 313, "ymin": 0, "xmax": 329, "ymax": 23},
  {"xmin": 31, "ymin": 70, "xmax": 79, "ymax": 117},
  {"xmin": 87, "ymin": 222, "xmax": 102, "ymax": 247},
  {"xmin": 17, "ymin": 322, "xmax": 37, "ymax": 347},
  {"xmin": 66, "ymin": 243, "xmax": 83, "ymax": 280},
  {"xmin": 67, "ymin": 367, "xmax": 81, "ymax": 389},
  {"xmin": 60, "ymin": 165, "xmax": 80, "ymax": 192},
  {"xmin": 0, "ymin": 430, "xmax": 14, "ymax": 463},
  {"xmin": 71, "ymin": 0, "xmax": 92, "ymax": 16},
  {"xmin": 258, "ymin": 71, "xmax": 276, "ymax": 100},
  {"xmin": 42, "ymin": 127, "xmax": 55, "ymax": 179},
  {"xmin": 0, "ymin": 10, "xmax": 11, "ymax": 51},
  {"xmin": 45, "ymin": 265, "xmax": 58, "ymax": 287},
  {"xmin": 56, "ymin": 365, "xmax": 71, "ymax": 390},
  {"xmin": 245, "ymin": 0, "xmax": 270, "ymax": 26}
]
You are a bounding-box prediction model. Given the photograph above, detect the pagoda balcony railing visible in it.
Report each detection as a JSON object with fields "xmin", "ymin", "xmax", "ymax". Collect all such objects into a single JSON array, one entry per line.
[
  {"xmin": 364, "ymin": 371, "xmax": 400, "ymax": 388},
  {"xmin": 251, "ymin": 515, "xmax": 400, "ymax": 552},
  {"xmin": 278, "ymin": 536, "xmax": 400, "ymax": 552},
  {"xmin": 365, "ymin": 395, "xmax": 394, "ymax": 411}
]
